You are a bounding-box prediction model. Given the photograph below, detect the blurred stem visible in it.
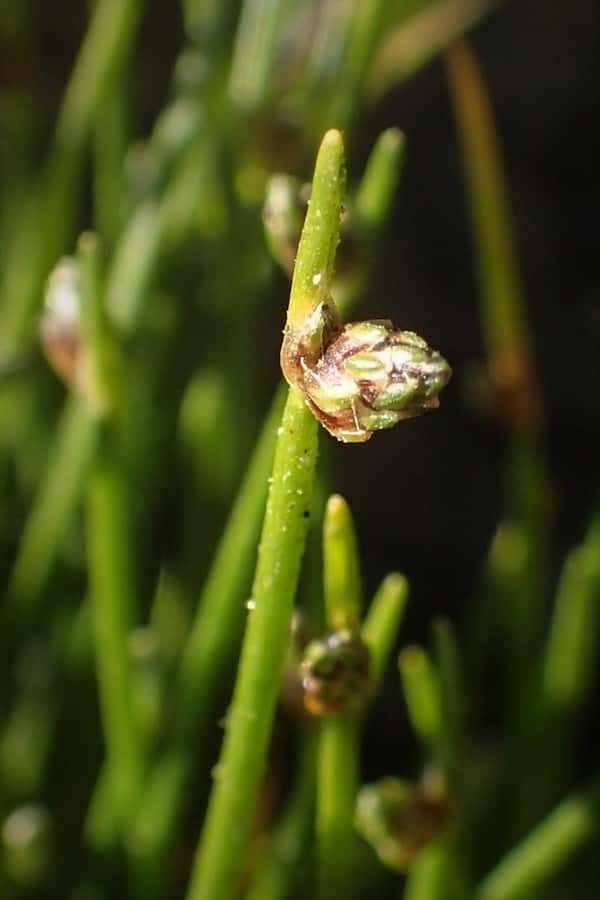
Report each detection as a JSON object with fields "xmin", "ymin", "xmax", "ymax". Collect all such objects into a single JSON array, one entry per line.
[
  {"xmin": 399, "ymin": 646, "xmax": 442, "ymax": 751},
  {"xmin": 0, "ymin": 0, "xmax": 143, "ymax": 363},
  {"xmin": 367, "ymin": 0, "xmax": 496, "ymax": 100},
  {"xmin": 433, "ymin": 618, "xmax": 463, "ymax": 781},
  {"xmin": 541, "ymin": 514, "xmax": 600, "ymax": 714},
  {"xmin": 5, "ymin": 398, "xmax": 98, "ymax": 620},
  {"xmin": 354, "ymin": 128, "xmax": 405, "ymax": 239},
  {"xmin": 185, "ymin": 130, "xmax": 345, "ymax": 900},
  {"xmin": 93, "ymin": 73, "xmax": 128, "ymax": 251},
  {"xmin": 81, "ymin": 235, "xmax": 142, "ymax": 832},
  {"xmin": 361, "ymin": 573, "xmax": 409, "ymax": 683},
  {"xmin": 404, "ymin": 842, "xmax": 454, "ymax": 900},
  {"xmin": 87, "ymin": 442, "xmax": 143, "ymax": 830},
  {"xmin": 475, "ymin": 778, "xmax": 600, "ymax": 900},
  {"xmin": 326, "ymin": 0, "xmax": 389, "ymax": 135},
  {"xmin": 245, "ymin": 731, "xmax": 318, "ymax": 900},
  {"xmin": 336, "ymin": 127, "xmax": 405, "ymax": 313},
  {"xmin": 228, "ymin": 0, "xmax": 290, "ymax": 112},
  {"xmin": 445, "ymin": 39, "xmax": 540, "ymax": 433}
]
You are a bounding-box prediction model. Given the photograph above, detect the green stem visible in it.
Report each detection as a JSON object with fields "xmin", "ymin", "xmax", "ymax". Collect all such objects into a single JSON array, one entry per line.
[
  {"xmin": 228, "ymin": 0, "xmax": 290, "ymax": 112},
  {"xmin": 317, "ymin": 494, "xmax": 362, "ymax": 900},
  {"xmin": 361, "ymin": 572, "xmax": 408, "ymax": 683},
  {"xmin": 475, "ymin": 779, "xmax": 600, "ymax": 900},
  {"xmin": 541, "ymin": 514, "xmax": 600, "ymax": 713},
  {"xmin": 445, "ymin": 39, "xmax": 540, "ymax": 432},
  {"xmin": 80, "ymin": 235, "xmax": 142, "ymax": 833},
  {"xmin": 354, "ymin": 128, "xmax": 405, "ymax": 240},
  {"xmin": 317, "ymin": 714, "xmax": 360, "ymax": 899},
  {"xmin": 87, "ymin": 443, "xmax": 143, "ymax": 830},
  {"xmin": 399, "ymin": 646, "xmax": 442, "ymax": 751},
  {"xmin": 322, "ymin": 494, "xmax": 361, "ymax": 629},
  {"xmin": 185, "ymin": 131, "xmax": 346, "ymax": 900},
  {"xmin": 5, "ymin": 397, "xmax": 98, "ymax": 620},
  {"xmin": 93, "ymin": 73, "xmax": 128, "ymax": 251},
  {"xmin": 433, "ymin": 618, "xmax": 463, "ymax": 781},
  {"xmin": 186, "ymin": 388, "xmax": 318, "ymax": 900},
  {"xmin": 404, "ymin": 843, "xmax": 453, "ymax": 900},
  {"xmin": 286, "ymin": 130, "xmax": 346, "ymax": 329},
  {"xmin": 326, "ymin": 0, "xmax": 389, "ymax": 135}
]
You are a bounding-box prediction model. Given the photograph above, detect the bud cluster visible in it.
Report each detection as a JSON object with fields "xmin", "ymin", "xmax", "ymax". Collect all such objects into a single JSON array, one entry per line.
[
  {"xmin": 300, "ymin": 626, "xmax": 371, "ymax": 715},
  {"xmin": 281, "ymin": 298, "xmax": 452, "ymax": 442}
]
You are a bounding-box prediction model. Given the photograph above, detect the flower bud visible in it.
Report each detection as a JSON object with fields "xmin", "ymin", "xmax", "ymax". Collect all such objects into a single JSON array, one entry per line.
[
  {"xmin": 282, "ymin": 303, "xmax": 452, "ymax": 442},
  {"xmin": 262, "ymin": 174, "xmax": 305, "ymax": 275},
  {"xmin": 300, "ymin": 626, "xmax": 371, "ymax": 716},
  {"xmin": 355, "ymin": 774, "xmax": 451, "ymax": 872},
  {"xmin": 39, "ymin": 258, "xmax": 83, "ymax": 390}
]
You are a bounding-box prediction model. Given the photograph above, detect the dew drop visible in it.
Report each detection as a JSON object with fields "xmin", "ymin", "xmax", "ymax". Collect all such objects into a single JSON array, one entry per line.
[{"xmin": 246, "ymin": 598, "xmax": 256, "ymax": 610}]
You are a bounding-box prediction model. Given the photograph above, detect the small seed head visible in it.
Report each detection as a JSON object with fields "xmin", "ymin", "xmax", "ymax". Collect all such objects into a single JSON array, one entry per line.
[
  {"xmin": 300, "ymin": 627, "xmax": 371, "ymax": 715},
  {"xmin": 355, "ymin": 775, "xmax": 451, "ymax": 872},
  {"xmin": 281, "ymin": 301, "xmax": 452, "ymax": 442}
]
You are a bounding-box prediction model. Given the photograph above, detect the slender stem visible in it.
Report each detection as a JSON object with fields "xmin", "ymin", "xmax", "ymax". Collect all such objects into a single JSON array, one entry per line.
[
  {"xmin": 541, "ymin": 514, "xmax": 600, "ymax": 712},
  {"xmin": 185, "ymin": 130, "xmax": 346, "ymax": 900},
  {"xmin": 445, "ymin": 39, "xmax": 540, "ymax": 432},
  {"xmin": 186, "ymin": 388, "xmax": 318, "ymax": 900},
  {"xmin": 317, "ymin": 494, "xmax": 362, "ymax": 900},
  {"xmin": 286, "ymin": 130, "xmax": 346, "ymax": 329},
  {"xmin": 80, "ymin": 235, "xmax": 143, "ymax": 833},
  {"xmin": 433, "ymin": 618, "xmax": 463, "ymax": 780},
  {"xmin": 322, "ymin": 494, "xmax": 362, "ymax": 630},
  {"xmin": 475, "ymin": 779, "xmax": 600, "ymax": 900},
  {"xmin": 326, "ymin": 0, "xmax": 389, "ymax": 135},
  {"xmin": 354, "ymin": 128, "xmax": 405, "ymax": 239},
  {"xmin": 93, "ymin": 74, "xmax": 128, "ymax": 251},
  {"xmin": 361, "ymin": 573, "xmax": 408, "ymax": 683},
  {"xmin": 228, "ymin": 0, "xmax": 290, "ymax": 112},
  {"xmin": 404, "ymin": 843, "xmax": 453, "ymax": 900},
  {"xmin": 317, "ymin": 714, "xmax": 360, "ymax": 900},
  {"xmin": 5, "ymin": 397, "xmax": 98, "ymax": 619},
  {"xmin": 87, "ymin": 444, "xmax": 143, "ymax": 830},
  {"xmin": 399, "ymin": 646, "xmax": 442, "ymax": 750}
]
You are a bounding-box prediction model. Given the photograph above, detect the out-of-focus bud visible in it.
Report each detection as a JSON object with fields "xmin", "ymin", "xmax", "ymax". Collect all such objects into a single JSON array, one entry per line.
[
  {"xmin": 2, "ymin": 804, "xmax": 52, "ymax": 886},
  {"xmin": 39, "ymin": 258, "xmax": 83, "ymax": 391},
  {"xmin": 40, "ymin": 257, "xmax": 110, "ymax": 413},
  {"xmin": 282, "ymin": 301, "xmax": 452, "ymax": 443},
  {"xmin": 300, "ymin": 626, "xmax": 371, "ymax": 715},
  {"xmin": 262, "ymin": 174, "xmax": 305, "ymax": 275},
  {"xmin": 354, "ymin": 773, "xmax": 451, "ymax": 872}
]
